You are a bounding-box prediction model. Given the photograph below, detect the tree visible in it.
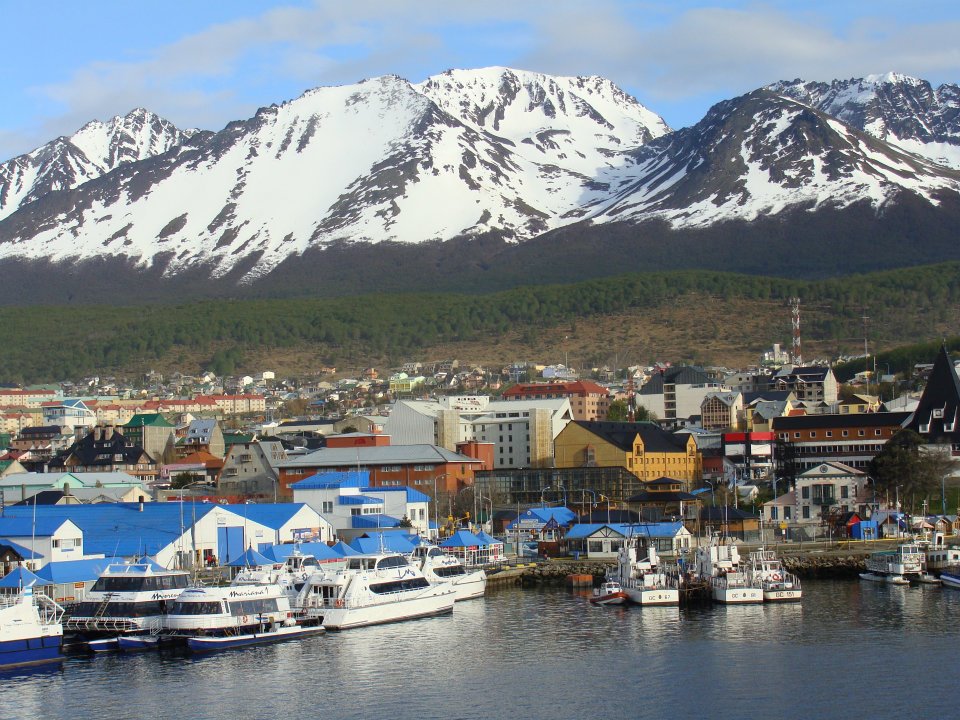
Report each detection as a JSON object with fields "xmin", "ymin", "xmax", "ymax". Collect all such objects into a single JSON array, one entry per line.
[
  {"xmin": 398, "ymin": 515, "xmax": 414, "ymax": 529},
  {"xmin": 634, "ymin": 405, "xmax": 657, "ymax": 422},
  {"xmin": 606, "ymin": 399, "xmax": 629, "ymax": 422},
  {"xmin": 869, "ymin": 429, "xmax": 958, "ymax": 511},
  {"xmin": 171, "ymin": 471, "xmax": 203, "ymax": 490}
]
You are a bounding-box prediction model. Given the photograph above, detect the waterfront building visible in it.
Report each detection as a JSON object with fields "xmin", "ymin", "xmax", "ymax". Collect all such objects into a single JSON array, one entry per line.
[
  {"xmin": 473, "ymin": 466, "xmax": 646, "ymax": 506},
  {"xmin": 564, "ymin": 522, "xmax": 692, "ymax": 559},
  {"xmin": 553, "ymin": 421, "xmax": 701, "ymax": 489},
  {"xmin": 772, "ymin": 412, "xmax": 910, "ymax": 472},
  {"xmin": 290, "ymin": 470, "xmax": 432, "ymax": 539}
]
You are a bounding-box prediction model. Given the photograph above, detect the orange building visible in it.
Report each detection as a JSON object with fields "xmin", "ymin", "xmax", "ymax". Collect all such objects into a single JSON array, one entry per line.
[{"xmin": 501, "ymin": 380, "xmax": 611, "ymax": 420}]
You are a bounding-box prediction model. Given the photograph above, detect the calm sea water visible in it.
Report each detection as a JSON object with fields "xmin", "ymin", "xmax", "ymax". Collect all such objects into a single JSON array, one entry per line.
[{"xmin": 1, "ymin": 580, "xmax": 955, "ymax": 720}]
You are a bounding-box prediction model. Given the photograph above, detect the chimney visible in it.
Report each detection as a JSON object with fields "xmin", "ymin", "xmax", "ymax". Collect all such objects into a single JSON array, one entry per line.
[
  {"xmin": 105, "ymin": 425, "xmax": 114, "ymax": 441},
  {"xmin": 93, "ymin": 426, "xmax": 102, "ymax": 442}
]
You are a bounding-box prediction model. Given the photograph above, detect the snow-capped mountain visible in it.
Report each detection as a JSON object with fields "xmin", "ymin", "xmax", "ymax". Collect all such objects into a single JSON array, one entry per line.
[
  {"xmin": 769, "ymin": 73, "xmax": 960, "ymax": 169},
  {"xmin": 590, "ymin": 89, "xmax": 960, "ymax": 227},
  {"xmin": 0, "ymin": 69, "xmax": 667, "ymax": 280},
  {"xmin": 0, "ymin": 68, "xmax": 959, "ymax": 303},
  {"xmin": 0, "ymin": 109, "xmax": 193, "ymax": 221}
]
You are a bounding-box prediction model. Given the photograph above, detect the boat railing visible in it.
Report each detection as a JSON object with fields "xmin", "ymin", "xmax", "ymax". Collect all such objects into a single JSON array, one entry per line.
[{"xmin": 34, "ymin": 590, "xmax": 65, "ymax": 625}]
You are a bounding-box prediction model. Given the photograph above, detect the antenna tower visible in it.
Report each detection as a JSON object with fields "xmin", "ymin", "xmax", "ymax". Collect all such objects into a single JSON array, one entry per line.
[{"xmin": 790, "ymin": 297, "xmax": 802, "ymax": 366}]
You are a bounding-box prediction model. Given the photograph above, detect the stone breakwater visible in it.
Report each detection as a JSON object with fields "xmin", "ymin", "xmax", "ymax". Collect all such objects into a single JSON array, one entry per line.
[{"xmin": 780, "ymin": 554, "xmax": 868, "ymax": 578}]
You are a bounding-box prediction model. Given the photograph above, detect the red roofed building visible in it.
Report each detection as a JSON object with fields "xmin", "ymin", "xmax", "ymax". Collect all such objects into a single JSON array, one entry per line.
[{"xmin": 501, "ymin": 380, "xmax": 611, "ymax": 421}]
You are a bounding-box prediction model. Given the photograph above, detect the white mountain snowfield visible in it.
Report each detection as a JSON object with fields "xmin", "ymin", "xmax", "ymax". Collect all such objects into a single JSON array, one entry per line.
[{"xmin": 0, "ymin": 68, "xmax": 958, "ymax": 283}]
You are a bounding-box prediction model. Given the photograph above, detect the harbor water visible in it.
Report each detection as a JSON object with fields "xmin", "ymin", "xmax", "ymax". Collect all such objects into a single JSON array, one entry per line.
[{"xmin": 1, "ymin": 579, "xmax": 955, "ymax": 720}]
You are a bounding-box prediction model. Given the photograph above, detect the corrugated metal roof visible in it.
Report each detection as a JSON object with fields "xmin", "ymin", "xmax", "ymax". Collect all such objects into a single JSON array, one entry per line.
[
  {"xmin": 338, "ymin": 495, "xmax": 382, "ymax": 506},
  {"xmin": 350, "ymin": 515, "xmax": 402, "ymax": 530},
  {"xmin": 34, "ymin": 557, "xmax": 124, "ymax": 584},
  {"xmin": 280, "ymin": 444, "xmax": 480, "ymax": 468}
]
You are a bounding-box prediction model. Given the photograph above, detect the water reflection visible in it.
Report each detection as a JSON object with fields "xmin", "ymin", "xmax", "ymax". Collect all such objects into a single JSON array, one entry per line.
[{"xmin": 0, "ymin": 580, "xmax": 956, "ymax": 719}]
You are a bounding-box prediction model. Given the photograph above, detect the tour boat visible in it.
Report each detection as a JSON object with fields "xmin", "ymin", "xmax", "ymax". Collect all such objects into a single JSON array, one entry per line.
[
  {"xmin": 64, "ymin": 561, "xmax": 190, "ymax": 651},
  {"xmin": 609, "ymin": 540, "xmax": 679, "ymax": 606},
  {"xmin": 231, "ymin": 548, "xmax": 324, "ymax": 602},
  {"xmin": 747, "ymin": 549, "xmax": 802, "ymax": 602},
  {"xmin": 410, "ymin": 545, "xmax": 487, "ymax": 601},
  {"xmin": 294, "ymin": 551, "xmax": 456, "ymax": 630},
  {"xmin": 859, "ymin": 544, "xmax": 924, "ymax": 585},
  {"xmin": 694, "ymin": 540, "xmax": 762, "ymax": 604},
  {"xmin": 0, "ymin": 586, "xmax": 64, "ymax": 669},
  {"xmin": 162, "ymin": 583, "xmax": 308, "ymax": 642},
  {"xmin": 589, "ymin": 580, "xmax": 629, "ymax": 606},
  {"xmin": 185, "ymin": 621, "xmax": 323, "ymax": 653}
]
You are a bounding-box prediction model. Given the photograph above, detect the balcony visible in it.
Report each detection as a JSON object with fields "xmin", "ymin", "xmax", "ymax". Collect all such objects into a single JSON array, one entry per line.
[{"xmin": 811, "ymin": 495, "xmax": 836, "ymax": 506}]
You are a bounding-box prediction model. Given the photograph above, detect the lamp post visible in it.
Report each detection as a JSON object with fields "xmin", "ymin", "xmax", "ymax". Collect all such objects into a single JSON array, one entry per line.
[
  {"xmin": 431, "ymin": 473, "xmax": 449, "ymax": 540},
  {"xmin": 581, "ymin": 489, "xmax": 597, "ymax": 521},
  {"xmin": 540, "ymin": 485, "xmax": 553, "ymax": 508},
  {"xmin": 598, "ymin": 493, "xmax": 611, "ymax": 525}
]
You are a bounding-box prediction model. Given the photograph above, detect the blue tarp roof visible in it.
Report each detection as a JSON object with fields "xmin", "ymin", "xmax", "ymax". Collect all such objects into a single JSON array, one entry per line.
[
  {"xmin": 565, "ymin": 522, "xmax": 686, "ymax": 540},
  {"xmin": 440, "ymin": 530, "xmax": 485, "ymax": 548},
  {"xmin": 350, "ymin": 533, "xmax": 417, "ymax": 554},
  {"xmin": 234, "ymin": 503, "xmax": 312, "ymax": 529},
  {"xmin": 507, "ymin": 506, "xmax": 578, "ymax": 529},
  {"xmin": 351, "ymin": 514, "xmax": 402, "ymax": 529},
  {"xmin": 360, "ymin": 486, "xmax": 431, "ymax": 503},
  {"xmin": 1, "ymin": 503, "xmax": 219, "ymax": 559},
  {"xmin": 34, "ymin": 557, "xmax": 124, "ymax": 584},
  {"xmin": 227, "ymin": 547, "xmax": 275, "ymax": 567},
  {"xmin": 263, "ymin": 542, "xmax": 341, "ymax": 562},
  {"xmin": 291, "ymin": 470, "xmax": 368, "ymax": 490},
  {"xmin": 0, "ymin": 566, "xmax": 41, "ymax": 588},
  {"xmin": 330, "ymin": 540, "xmax": 359, "ymax": 556},
  {"xmin": 475, "ymin": 530, "xmax": 502, "ymax": 545},
  {"xmin": 0, "ymin": 517, "xmax": 73, "ymax": 537}
]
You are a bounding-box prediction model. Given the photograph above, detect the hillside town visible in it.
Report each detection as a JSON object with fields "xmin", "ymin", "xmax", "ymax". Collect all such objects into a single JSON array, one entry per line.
[{"xmin": 0, "ymin": 335, "xmax": 955, "ymax": 589}]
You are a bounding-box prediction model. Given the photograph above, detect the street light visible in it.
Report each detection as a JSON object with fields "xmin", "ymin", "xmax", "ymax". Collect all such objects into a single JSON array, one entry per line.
[{"xmin": 431, "ymin": 473, "xmax": 449, "ymax": 540}]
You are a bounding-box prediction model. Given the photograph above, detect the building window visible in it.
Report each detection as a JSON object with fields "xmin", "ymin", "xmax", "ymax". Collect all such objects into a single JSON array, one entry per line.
[
  {"xmin": 802, "ymin": 506, "xmax": 810, "ymax": 519},
  {"xmin": 841, "ymin": 485, "xmax": 849, "ymax": 499},
  {"xmin": 784, "ymin": 507, "xmax": 792, "ymax": 519},
  {"xmin": 321, "ymin": 501, "xmax": 333, "ymax": 514},
  {"xmin": 875, "ymin": 430, "xmax": 881, "ymax": 436},
  {"xmin": 826, "ymin": 431, "xmax": 832, "ymax": 438},
  {"xmin": 771, "ymin": 507, "xmax": 778, "ymax": 520},
  {"xmin": 801, "ymin": 486, "xmax": 810, "ymax": 499}
]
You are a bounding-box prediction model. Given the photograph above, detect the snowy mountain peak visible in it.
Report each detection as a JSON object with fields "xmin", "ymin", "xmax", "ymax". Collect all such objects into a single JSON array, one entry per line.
[
  {"xmin": 0, "ymin": 108, "xmax": 191, "ymax": 220},
  {"xmin": 769, "ymin": 74, "xmax": 960, "ymax": 168}
]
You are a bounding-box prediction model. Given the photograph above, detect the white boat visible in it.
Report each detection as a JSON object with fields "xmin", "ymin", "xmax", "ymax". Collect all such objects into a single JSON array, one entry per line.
[
  {"xmin": 747, "ymin": 549, "xmax": 802, "ymax": 602},
  {"xmin": 231, "ymin": 549, "xmax": 325, "ymax": 602},
  {"xmin": 163, "ymin": 583, "xmax": 311, "ymax": 641},
  {"xmin": 693, "ymin": 540, "xmax": 763, "ymax": 604},
  {"xmin": 0, "ymin": 586, "xmax": 64, "ymax": 669},
  {"xmin": 410, "ymin": 545, "xmax": 487, "ymax": 601},
  {"xmin": 609, "ymin": 541, "xmax": 679, "ymax": 606},
  {"xmin": 860, "ymin": 544, "xmax": 924, "ymax": 585},
  {"xmin": 295, "ymin": 552, "xmax": 456, "ymax": 630},
  {"xmin": 186, "ymin": 622, "xmax": 323, "ymax": 653},
  {"xmin": 940, "ymin": 569, "xmax": 960, "ymax": 589},
  {"xmin": 64, "ymin": 561, "xmax": 190, "ymax": 651},
  {"xmin": 590, "ymin": 580, "xmax": 629, "ymax": 606}
]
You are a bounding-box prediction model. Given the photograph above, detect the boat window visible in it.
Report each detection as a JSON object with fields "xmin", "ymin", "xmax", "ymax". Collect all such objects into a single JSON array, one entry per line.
[
  {"xmin": 229, "ymin": 598, "xmax": 280, "ymax": 616},
  {"xmin": 91, "ymin": 576, "xmax": 153, "ymax": 592},
  {"xmin": 347, "ymin": 559, "xmax": 363, "ymax": 570},
  {"xmin": 169, "ymin": 601, "xmax": 224, "ymax": 615},
  {"xmin": 434, "ymin": 566, "xmax": 466, "ymax": 578},
  {"xmin": 71, "ymin": 600, "xmax": 167, "ymax": 617},
  {"xmin": 376, "ymin": 555, "xmax": 409, "ymax": 570},
  {"xmin": 369, "ymin": 577, "xmax": 430, "ymax": 594}
]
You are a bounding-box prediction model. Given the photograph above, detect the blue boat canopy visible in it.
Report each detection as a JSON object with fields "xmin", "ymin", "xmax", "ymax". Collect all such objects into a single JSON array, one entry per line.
[
  {"xmin": 330, "ymin": 540, "xmax": 360, "ymax": 556},
  {"xmin": 440, "ymin": 530, "xmax": 485, "ymax": 548},
  {"xmin": 227, "ymin": 547, "xmax": 275, "ymax": 567}
]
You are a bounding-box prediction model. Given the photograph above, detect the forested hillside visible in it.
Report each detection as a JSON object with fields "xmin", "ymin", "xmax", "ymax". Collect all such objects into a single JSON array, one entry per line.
[{"xmin": 3, "ymin": 263, "xmax": 959, "ymax": 383}]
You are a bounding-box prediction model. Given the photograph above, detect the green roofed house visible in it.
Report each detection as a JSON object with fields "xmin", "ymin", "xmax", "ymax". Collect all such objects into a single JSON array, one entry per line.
[{"xmin": 124, "ymin": 413, "xmax": 176, "ymax": 464}]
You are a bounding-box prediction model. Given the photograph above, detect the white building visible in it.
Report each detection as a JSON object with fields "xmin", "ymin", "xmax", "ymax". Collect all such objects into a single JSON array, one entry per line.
[
  {"xmin": 42, "ymin": 399, "xmax": 96, "ymax": 433},
  {"xmin": 636, "ymin": 366, "xmax": 728, "ymax": 425},
  {"xmin": 382, "ymin": 396, "xmax": 572, "ymax": 469},
  {"xmin": 291, "ymin": 470, "xmax": 432, "ymax": 539}
]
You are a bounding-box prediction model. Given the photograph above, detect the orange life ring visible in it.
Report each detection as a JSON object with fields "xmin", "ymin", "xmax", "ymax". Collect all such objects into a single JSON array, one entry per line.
[
  {"xmin": 335, "ymin": 599, "xmax": 344, "ymax": 608},
  {"xmin": 771, "ymin": 572, "xmax": 782, "ymax": 582},
  {"xmin": 241, "ymin": 614, "xmax": 249, "ymax": 624}
]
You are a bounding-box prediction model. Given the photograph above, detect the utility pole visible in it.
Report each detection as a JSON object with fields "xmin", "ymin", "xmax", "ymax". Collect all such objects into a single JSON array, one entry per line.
[{"xmin": 862, "ymin": 310, "xmax": 870, "ymax": 396}]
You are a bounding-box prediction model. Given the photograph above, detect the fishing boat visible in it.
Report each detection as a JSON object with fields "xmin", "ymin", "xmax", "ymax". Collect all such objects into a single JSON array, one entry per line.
[
  {"xmin": 295, "ymin": 551, "xmax": 456, "ymax": 630},
  {"xmin": 747, "ymin": 549, "xmax": 802, "ymax": 602},
  {"xmin": 64, "ymin": 561, "xmax": 190, "ymax": 651},
  {"xmin": 693, "ymin": 539, "xmax": 762, "ymax": 604},
  {"xmin": 859, "ymin": 544, "xmax": 924, "ymax": 585},
  {"xmin": 589, "ymin": 580, "xmax": 629, "ymax": 606},
  {"xmin": 0, "ymin": 585, "xmax": 64, "ymax": 669},
  {"xmin": 609, "ymin": 540, "xmax": 679, "ymax": 606},
  {"xmin": 163, "ymin": 581, "xmax": 315, "ymax": 647},
  {"xmin": 410, "ymin": 544, "xmax": 487, "ymax": 601}
]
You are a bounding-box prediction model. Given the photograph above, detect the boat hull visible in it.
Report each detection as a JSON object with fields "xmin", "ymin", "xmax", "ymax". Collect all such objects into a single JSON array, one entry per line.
[
  {"xmin": 451, "ymin": 572, "xmax": 487, "ymax": 601},
  {"xmin": 713, "ymin": 587, "xmax": 764, "ymax": 604},
  {"xmin": 763, "ymin": 588, "xmax": 802, "ymax": 602},
  {"xmin": 320, "ymin": 588, "xmax": 455, "ymax": 630},
  {"xmin": 0, "ymin": 635, "xmax": 63, "ymax": 670},
  {"xmin": 117, "ymin": 635, "xmax": 161, "ymax": 651},
  {"xmin": 940, "ymin": 572, "xmax": 960, "ymax": 589},
  {"xmin": 590, "ymin": 592, "xmax": 629, "ymax": 606},
  {"xmin": 186, "ymin": 625, "xmax": 324, "ymax": 653},
  {"xmin": 859, "ymin": 572, "xmax": 910, "ymax": 585},
  {"xmin": 624, "ymin": 588, "xmax": 680, "ymax": 606},
  {"xmin": 86, "ymin": 637, "xmax": 120, "ymax": 652}
]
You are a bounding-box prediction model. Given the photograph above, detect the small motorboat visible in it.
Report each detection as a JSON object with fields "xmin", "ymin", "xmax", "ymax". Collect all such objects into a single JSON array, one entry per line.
[
  {"xmin": 117, "ymin": 634, "xmax": 161, "ymax": 651},
  {"xmin": 186, "ymin": 622, "xmax": 324, "ymax": 653},
  {"xmin": 940, "ymin": 570, "xmax": 960, "ymax": 589},
  {"xmin": 859, "ymin": 572, "xmax": 910, "ymax": 585},
  {"xmin": 590, "ymin": 581, "xmax": 629, "ymax": 606}
]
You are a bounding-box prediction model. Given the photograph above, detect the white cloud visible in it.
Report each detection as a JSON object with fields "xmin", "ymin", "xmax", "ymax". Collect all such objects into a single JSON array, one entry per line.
[{"xmin": 3, "ymin": 1, "xmax": 960, "ymax": 158}]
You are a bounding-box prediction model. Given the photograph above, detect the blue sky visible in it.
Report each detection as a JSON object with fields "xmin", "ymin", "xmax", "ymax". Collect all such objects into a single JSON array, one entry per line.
[{"xmin": 2, "ymin": 0, "xmax": 960, "ymax": 158}]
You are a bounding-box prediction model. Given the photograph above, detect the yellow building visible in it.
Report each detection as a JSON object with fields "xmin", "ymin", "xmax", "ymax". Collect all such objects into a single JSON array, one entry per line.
[
  {"xmin": 554, "ymin": 421, "xmax": 701, "ymax": 490},
  {"xmin": 838, "ymin": 394, "xmax": 880, "ymax": 414}
]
